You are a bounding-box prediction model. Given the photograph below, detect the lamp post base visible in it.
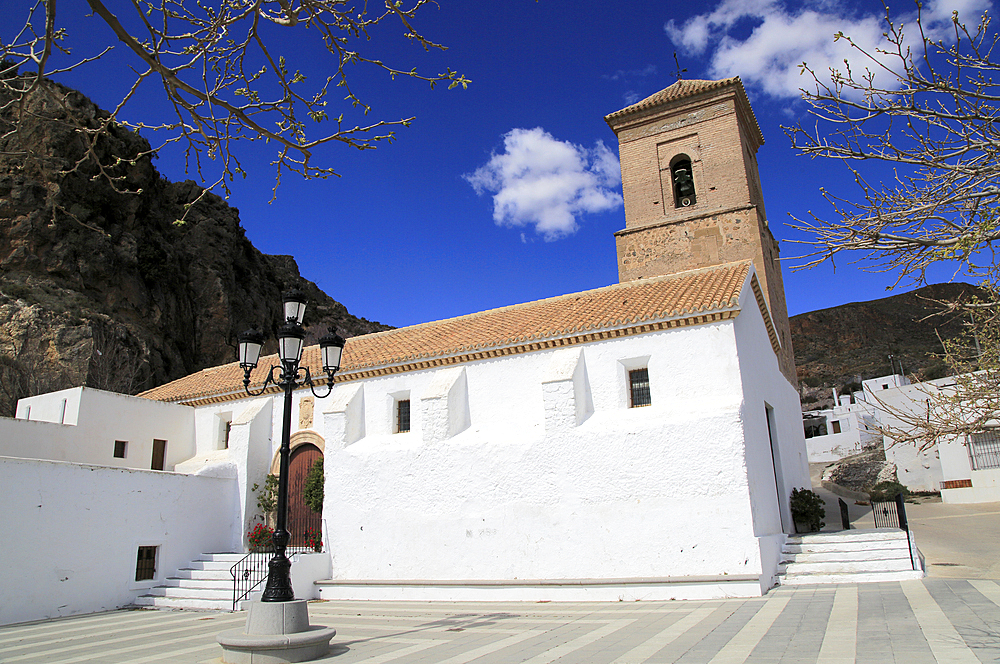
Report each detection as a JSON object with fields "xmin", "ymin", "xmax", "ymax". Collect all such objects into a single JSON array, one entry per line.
[{"xmin": 217, "ymin": 600, "xmax": 336, "ymax": 664}]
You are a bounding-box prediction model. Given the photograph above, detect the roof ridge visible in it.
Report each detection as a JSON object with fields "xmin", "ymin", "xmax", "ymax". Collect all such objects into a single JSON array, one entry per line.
[{"xmin": 356, "ymin": 260, "xmax": 751, "ymax": 343}]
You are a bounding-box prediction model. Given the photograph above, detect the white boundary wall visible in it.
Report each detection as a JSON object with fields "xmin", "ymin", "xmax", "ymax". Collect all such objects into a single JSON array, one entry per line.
[{"xmin": 0, "ymin": 456, "xmax": 240, "ymax": 626}]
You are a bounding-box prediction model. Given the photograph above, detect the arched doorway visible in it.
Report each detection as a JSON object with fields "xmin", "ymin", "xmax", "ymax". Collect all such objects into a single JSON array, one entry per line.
[
  {"xmin": 269, "ymin": 431, "xmax": 325, "ymax": 550},
  {"xmin": 287, "ymin": 441, "xmax": 322, "ymax": 550}
]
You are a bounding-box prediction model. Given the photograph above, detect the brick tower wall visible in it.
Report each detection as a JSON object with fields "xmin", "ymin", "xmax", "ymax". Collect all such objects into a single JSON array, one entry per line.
[{"xmin": 607, "ymin": 81, "xmax": 797, "ymax": 385}]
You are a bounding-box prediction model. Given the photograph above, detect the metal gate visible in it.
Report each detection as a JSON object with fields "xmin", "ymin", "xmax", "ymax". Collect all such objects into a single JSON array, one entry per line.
[{"xmin": 287, "ymin": 443, "xmax": 322, "ymax": 550}]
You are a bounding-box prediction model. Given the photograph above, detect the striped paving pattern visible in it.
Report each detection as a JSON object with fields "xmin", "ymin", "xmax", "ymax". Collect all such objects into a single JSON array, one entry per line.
[{"xmin": 2, "ymin": 580, "xmax": 999, "ymax": 663}]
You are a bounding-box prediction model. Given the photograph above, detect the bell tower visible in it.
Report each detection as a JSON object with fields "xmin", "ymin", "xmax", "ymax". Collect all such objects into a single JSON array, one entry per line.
[{"xmin": 605, "ymin": 77, "xmax": 796, "ymax": 384}]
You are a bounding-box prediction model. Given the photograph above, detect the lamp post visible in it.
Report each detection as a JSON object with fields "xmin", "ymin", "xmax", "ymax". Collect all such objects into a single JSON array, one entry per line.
[{"xmin": 237, "ymin": 289, "xmax": 345, "ymax": 602}]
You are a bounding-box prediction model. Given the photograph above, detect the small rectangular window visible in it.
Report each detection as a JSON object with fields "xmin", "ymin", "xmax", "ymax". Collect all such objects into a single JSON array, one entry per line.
[
  {"xmin": 831, "ymin": 421, "xmax": 842, "ymax": 434},
  {"xmin": 396, "ymin": 399, "xmax": 411, "ymax": 433},
  {"xmin": 114, "ymin": 440, "xmax": 128, "ymax": 458},
  {"xmin": 629, "ymin": 368, "xmax": 651, "ymax": 408},
  {"xmin": 151, "ymin": 439, "xmax": 167, "ymax": 471},
  {"xmin": 969, "ymin": 430, "xmax": 1000, "ymax": 470},
  {"xmin": 135, "ymin": 546, "xmax": 157, "ymax": 581}
]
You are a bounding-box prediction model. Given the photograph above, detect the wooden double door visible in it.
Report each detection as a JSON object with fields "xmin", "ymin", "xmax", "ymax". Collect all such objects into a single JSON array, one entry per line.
[{"xmin": 287, "ymin": 443, "xmax": 322, "ymax": 549}]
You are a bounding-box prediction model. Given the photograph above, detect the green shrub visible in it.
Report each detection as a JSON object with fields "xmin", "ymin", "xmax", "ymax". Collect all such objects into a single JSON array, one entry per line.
[
  {"xmin": 252, "ymin": 474, "xmax": 278, "ymax": 516},
  {"xmin": 790, "ymin": 487, "xmax": 826, "ymax": 533},
  {"xmin": 867, "ymin": 481, "xmax": 909, "ymax": 502},
  {"xmin": 303, "ymin": 458, "xmax": 324, "ymax": 514}
]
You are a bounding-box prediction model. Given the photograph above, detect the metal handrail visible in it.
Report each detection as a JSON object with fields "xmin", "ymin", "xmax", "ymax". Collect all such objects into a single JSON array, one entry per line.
[
  {"xmin": 230, "ymin": 545, "xmax": 320, "ymax": 611},
  {"xmin": 231, "ymin": 549, "xmax": 272, "ymax": 611}
]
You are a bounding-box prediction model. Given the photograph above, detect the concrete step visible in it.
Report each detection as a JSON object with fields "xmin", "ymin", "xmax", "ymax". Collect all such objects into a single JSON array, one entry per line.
[
  {"xmin": 780, "ymin": 558, "xmax": 915, "ymax": 575},
  {"xmin": 134, "ymin": 595, "xmax": 232, "ymax": 611},
  {"xmin": 200, "ymin": 553, "xmax": 247, "ymax": 563},
  {"xmin": 776, "ymin": 529, "xmax": 924, "ymax": 586},
  {"xmin": 783, "ymin": 540, "xmax": 910, "ymax": 554},
  {"xmin": 782, "ymin": 547, "xmax": 912, "ymax": 563},
  {"xmin": 173, "ymin": 568, "xmax": 233, "ymax": 581},
  {"xmin": 133, "ymin": 551, "xmax": 251, "ymax": 612},
  {"xmin": 789, "ymin": 528, "xmax": 905, "ymax": 543},
  {"xmin": 163, "ymin": 577, "xmax": 234, "ymax": 590},
  {"xmin": 145, "ymin": 586, "xmax": 232, "ymax": 600},
  {"xmin": 184, "ymin": 560, "xmax": 237, "ymax": 572},
  {"xmin": 780, "ymin": 570, "xmax": 925, "ymax": 585}
]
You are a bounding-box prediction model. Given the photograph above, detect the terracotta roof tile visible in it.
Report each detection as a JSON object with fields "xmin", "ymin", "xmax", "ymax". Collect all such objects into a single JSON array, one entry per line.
[
  {"xmin": 604, "ymin": 77, "xmax": 763, "ymax": 145},
  {"xmin": 140, "ymin": 261, "xmax": 753, "ymax": 404}
]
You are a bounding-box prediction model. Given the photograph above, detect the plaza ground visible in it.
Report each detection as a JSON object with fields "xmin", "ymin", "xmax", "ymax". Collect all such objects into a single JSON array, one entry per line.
[
  {"xmin": 2, "ymin": 580, "xmax": 999, "ymax": 663},
  {"xmin": 3, "ymin": 477, "xmax": 998, "ymax": 663}
]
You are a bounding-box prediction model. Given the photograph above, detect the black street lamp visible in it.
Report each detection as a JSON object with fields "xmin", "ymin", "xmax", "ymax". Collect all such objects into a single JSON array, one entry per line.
[{"xmin": 237, "ymin": 289, "xmax": 345, "ymax": 603}]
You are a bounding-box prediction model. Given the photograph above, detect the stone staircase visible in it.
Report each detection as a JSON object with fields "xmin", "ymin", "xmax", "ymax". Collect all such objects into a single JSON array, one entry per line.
[
  {"xmin": 778, "ymin": 529, "xmax": 925, "ymax": 585},
  {"xmin": 135, "ymin": 552, "xmax": 248, "ymax": 611}
]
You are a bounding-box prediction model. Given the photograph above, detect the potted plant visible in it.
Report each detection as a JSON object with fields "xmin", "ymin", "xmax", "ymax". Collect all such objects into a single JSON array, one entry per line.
[
  {"xmin": 247, "ymin": 522, "xmax": 274, "ymax": 553},
  {"xmin": 304, "ymin": 527, "xmax": 323, "ymax": 553},
  {"xmin": 790, "ymin": 487, "xmax": 826, "ymax": 533}
]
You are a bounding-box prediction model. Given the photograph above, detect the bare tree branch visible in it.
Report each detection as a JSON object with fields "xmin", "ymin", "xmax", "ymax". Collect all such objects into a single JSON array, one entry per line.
[{"xmin": 1, "ymin": 0, "xmax": 469, "ymax": 206}]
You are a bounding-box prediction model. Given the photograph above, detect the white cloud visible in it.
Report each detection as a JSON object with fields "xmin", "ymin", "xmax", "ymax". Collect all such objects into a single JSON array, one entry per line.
[
  {"xmin": 665, "ymin": 0, "xmax": 991, "ymax": 98},
  {"xmin": 465, "ymin": 128, "xmax": 623, "ymax": 241}
]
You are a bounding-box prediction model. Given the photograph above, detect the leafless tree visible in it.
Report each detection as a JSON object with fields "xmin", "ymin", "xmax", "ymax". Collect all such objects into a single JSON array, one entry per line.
[
  {"xmin": 1, "ymin": 0, "xmax": 468, "ymax": 212},
  {"xmin": 86, "ymin": 323, "xmax": 147, "ymax": 395},
  {"xmin": 0, "ymin": 339, "xmax": 73, "ymax": 417},
  {"xmin": 787, "ymin": 4, "xmax": 1000, "ymax": 285},
  {"xmin": 786, "ymin": 3, "xmax": 1000, "ymax": 449}
]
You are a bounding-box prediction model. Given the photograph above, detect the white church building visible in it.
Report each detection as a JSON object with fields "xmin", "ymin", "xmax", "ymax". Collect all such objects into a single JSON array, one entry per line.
[{"xmin": 1, "ymin": 77, "xmax": 810, "ymax": 624}]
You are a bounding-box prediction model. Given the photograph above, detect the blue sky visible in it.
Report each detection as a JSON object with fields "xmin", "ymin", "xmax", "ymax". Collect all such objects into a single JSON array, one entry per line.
[{"xmin": 35, "ymin": 0, "xmax": 991, "ymax": 328}]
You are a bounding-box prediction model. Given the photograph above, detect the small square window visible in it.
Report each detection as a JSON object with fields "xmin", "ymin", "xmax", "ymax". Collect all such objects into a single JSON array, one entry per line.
[
  {"xmin": 135, "ymin": 546, "xmax": 157, "ymax": 581},
  {"xmin": 629, "ymin": 368, "xmax": 651, "ymax": 408},
  {"xmin": 831, "ymin": 421, "xmax": 842, "ymax": 434},
  {"xmin": 114, "ymin": 440, "xmax": 128, "ymax": 459},
  {"xmin": 396, "ymin": 399, "xmax": 411, "ymax": 433}
]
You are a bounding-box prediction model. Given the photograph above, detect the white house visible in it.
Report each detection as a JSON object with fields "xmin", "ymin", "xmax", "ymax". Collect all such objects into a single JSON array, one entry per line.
[
  {"xmin": 865, "ymin": 375, "xmax": 1000, "ymax": 502},
  {"xmin": 803, "ymin": 391, "xmax": 882, "ymax": 462},
  {"xmin": 1, "ymin": 77, "xmax": 812, "ymax": 622}
]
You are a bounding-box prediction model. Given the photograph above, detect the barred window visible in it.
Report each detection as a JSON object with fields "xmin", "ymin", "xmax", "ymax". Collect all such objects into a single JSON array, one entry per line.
[
  {"xmin": 135, "ymin": 546, "xmax": 157, "ymax": 581},
  {"xmin": 968, "ymin": 430, "xmax": 1000, "ymax": 470},
  {"xmin": 396, "ymin": 399, "xmax": 411, "ymax": 433},
  {"xmin": 629, "ymin": 368, "xmax": 651, "ymax": 408}
]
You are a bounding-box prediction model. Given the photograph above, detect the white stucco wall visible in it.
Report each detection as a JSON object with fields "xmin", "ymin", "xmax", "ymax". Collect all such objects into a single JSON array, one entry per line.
[
  {"xmin": 868, "ymin": 381, "xmax": 945, "ymax": 492},
  {"xmin": 312, "ymin": 290, "xmax": 793, "ymax": 599},
  {"xmin": 0, "ymin": 456, "xmax": 239, "ymax": 626},
  {"xmin": 4, "ymin": 388, "xmax": 195, "ymax": 470},
  {"xmin": 732, "ymin": 281, "xmax": 809, "ymax": 586}
]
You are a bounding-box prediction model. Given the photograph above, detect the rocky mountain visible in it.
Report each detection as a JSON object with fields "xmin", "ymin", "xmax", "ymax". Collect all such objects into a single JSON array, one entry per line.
[
  {"xmin": 791, "ymin": 282, "xmax": 987, "ymax": 410},
  {"xmin": 0, "ymin": 77, "xmax": 389, "ymax": 415}
]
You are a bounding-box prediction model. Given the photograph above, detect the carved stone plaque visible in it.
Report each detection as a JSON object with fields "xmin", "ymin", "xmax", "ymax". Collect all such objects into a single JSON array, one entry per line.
[{"xmin": 298, "ymin": 396, "xmax": 314, "ymax": 430}]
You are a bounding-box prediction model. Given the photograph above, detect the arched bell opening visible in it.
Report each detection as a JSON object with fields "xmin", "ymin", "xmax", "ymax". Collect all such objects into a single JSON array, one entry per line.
[{"xmin": 670, "ymin": 154, "xmax": 696, "ymax": 208}]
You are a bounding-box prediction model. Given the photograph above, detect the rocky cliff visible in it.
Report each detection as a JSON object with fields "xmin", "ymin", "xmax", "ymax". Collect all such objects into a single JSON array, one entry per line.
[
  {"xmin": 791, "ymin": 282, "xmax": 986, "ymax": 409},
  {"xmin": 0, "ymin": 78, "xmax": 389, "ymax": 415}
]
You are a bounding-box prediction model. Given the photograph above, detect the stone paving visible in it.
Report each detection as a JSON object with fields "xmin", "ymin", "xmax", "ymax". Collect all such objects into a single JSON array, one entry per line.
[{"xmin": 2, "ymin": 579, "xmax": 1000, "ymax": 663}]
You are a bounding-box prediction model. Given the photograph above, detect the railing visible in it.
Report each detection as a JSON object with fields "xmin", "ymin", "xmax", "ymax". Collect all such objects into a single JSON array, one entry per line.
[
  {"xmin": 870, "ymin": 493, "xmax": 917, "ymax": 571},
  {"xmin": 231, "ymin": 548, "xmax": 272, "ymax": 611},
  {"xmin": 231, "ymin": 545, "xmax": 320, "ymax": 611},
  {"xmin": 838, "ymin": 498, "xmax": 851, "ymax": 531}
]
